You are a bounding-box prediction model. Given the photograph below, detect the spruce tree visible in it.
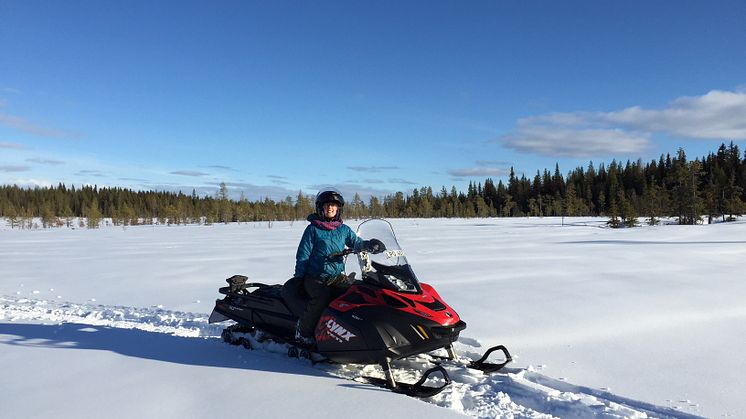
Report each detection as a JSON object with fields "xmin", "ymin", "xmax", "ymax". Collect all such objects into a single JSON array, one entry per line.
[
  {"xmin": 41, "ymin": 201, "xmax": 57, "ymax": 228},
  {"xmin": 120, "ymin": 203, "xmax": 137, "ymax": 225},
  {"xmin": 622, "ymin": 195, "xmax": 638, "ymax": 227},
  {"xmin": 607, "ymin": 165, "xmax": 622, "ymax": 227},
  {"xmin": 85, "ymin": 201, "xmax": 101, "ymax": 229},
  {"xmin": 724, "ymin": 183, "xmax": 745, "ymax": 220},
  {"xmin": 642, "ymin": 184, "xmax": 668, "ymax": 226},
  {"xmin": 607, "ymin": 197, "xmax": 621, "ymax": 228},
  {"xmin": 6, "ymin": 204, "xmax": 19, "ymax": 229}
]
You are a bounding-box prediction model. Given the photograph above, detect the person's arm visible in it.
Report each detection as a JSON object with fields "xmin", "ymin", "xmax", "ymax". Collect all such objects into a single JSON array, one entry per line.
[
  {"xmin": 347, "ymin": 226, "xmax": 385, "ymax": 254},
  {"xmin": 346, "ymin": 225, "xmax": 364, "ymax": 251},
  {"xmin": 294, "ymin": 227, "xmax": 314, "ymax": 278}
]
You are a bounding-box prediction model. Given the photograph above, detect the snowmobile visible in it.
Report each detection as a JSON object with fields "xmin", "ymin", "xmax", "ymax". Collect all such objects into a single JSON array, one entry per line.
[{"xmin": 208, "ymin": 218, "xmax": 511, "ymax": 397}]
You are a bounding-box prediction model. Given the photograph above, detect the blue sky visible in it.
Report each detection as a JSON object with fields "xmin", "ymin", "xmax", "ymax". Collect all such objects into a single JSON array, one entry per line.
[{"xmin": 1, "ymin": 1, "xmax": 745, "ymax": 201}]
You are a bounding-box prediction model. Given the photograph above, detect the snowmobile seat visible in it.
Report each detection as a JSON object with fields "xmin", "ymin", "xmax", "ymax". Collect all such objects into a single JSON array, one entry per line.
[{"xmin": 281, "ymin": 277, "xmax": 308, "ymax": 318}]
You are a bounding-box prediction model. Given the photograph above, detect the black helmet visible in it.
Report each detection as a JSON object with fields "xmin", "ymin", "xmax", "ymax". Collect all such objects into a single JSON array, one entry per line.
[{"xmin": 315, "ymin": 189, "xmax": 345, "ymax": 220}]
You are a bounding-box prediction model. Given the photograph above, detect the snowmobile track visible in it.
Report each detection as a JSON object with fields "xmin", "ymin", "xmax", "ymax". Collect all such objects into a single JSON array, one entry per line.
[{"xmin": 1, "ymin": 296, "xmax": 704, "ymax": 419}]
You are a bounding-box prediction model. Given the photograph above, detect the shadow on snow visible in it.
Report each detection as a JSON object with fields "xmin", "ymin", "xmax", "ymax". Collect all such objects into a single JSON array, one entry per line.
[{"xmin": 0, "ymin": 322, "xmax": 326, "ymax": 379}]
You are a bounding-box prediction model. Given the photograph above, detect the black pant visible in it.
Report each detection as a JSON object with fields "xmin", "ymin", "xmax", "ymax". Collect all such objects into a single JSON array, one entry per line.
[{"xmin": 297, "ymin": 276, "xmax": 332, "ymax": 338}]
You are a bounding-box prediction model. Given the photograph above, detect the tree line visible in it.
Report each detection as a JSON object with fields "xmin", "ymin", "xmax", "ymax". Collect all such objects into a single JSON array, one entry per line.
[{"xmin": 1, "ymin": 143, "xmax": 744, "ymax": 228}]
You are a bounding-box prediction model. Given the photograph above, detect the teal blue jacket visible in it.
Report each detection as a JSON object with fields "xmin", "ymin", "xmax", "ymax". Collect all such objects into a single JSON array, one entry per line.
[{"xmin": 294, "ymin": 215, "xmax": 362, "ymax": 280}]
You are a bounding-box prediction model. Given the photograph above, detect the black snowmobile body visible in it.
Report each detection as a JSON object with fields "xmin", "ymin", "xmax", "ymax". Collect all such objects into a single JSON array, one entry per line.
[{"xmin": 209, "ymin": 219, "xmax": 510, "ymax": 397}]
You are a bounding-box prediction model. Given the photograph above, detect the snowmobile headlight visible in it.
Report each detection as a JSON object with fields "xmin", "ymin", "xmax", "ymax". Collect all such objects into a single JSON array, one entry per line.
[{"xmin": 383, "ymin": 274, "xmax": 418, "ymax": 293}]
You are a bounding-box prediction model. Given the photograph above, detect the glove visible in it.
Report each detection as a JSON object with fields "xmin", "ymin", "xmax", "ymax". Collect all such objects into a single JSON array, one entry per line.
[
  {"xmin": 364, "ymin": 238, "xmax": 386, "ymax": 254},
  {"xmin": 325, "ymin": 273, "xmax": 353, "ymax": 287}
]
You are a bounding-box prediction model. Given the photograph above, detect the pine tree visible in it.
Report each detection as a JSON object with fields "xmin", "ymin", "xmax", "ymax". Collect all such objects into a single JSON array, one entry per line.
[
  {"xmin": 5, "ymin": 204, "xmax": 20, "ymax": 229},
  {"xmin": 60, "ymin": 205, "xmax": 74, "ymax": 227},
  {"xmin": 607, "ymin": 164, "xmax": 622, "ymax": 227},
  {"xmin": 369, "ymin": 196, "xmax": 383, "ymax": 218},
  {"xmin": 622, "ymin": 194, "xmax": 638, "ymax": 228},
  {"xmin": 420, "ymin": 195, "xmax": 434, "ymax": 218},
  {"xmin": 670, "ymin": 149, "xmax": 705, "ymax": 224},
  {"xmin": 85, "ymin": 201, "xmax": 101, "ymax": 229},
  {"xmin": 702, "ymin": 178, "xmax": 718, "ymax": 224},
  {"xmin": 565, "ymin": 182, "xmax": 585, "ymax": 216},
  {"xmin": 350, "ymin": 193, "xmax": 365, "ymax": 219},
  {"xmin": 528, "ymin": 197, "xmax": 540, "ymax": 216},
  {"xmin": 120, "ymin": 203, "xmax": 137, "ymax": 225},
  {"xmin": 607, "ymin": 198, "xmax": 621, "ymax": 228},
  {"xmin": 41, "ymin": 201, "xmax": 58, "ymax": 228},
  {"xmin": 474, "ymin": 195, "xmax": 491, "ymax": 217},
  {"xmin": 642, "ymin": 184, "xmax": 668, "ymax": 226},
  {"xmin": 724, "ymin": 183, "xmax": 745, "ymax": 220},
  {"xmin": 216, "ymin": 183, "xmax": 232, "ymax": 223},
  {"xmin": 295, "ymin": 191, "xmax": 312, "ymax": 219},
  {"xmin": 500, "ymin": 195, "xmax": 515, "ymax": 217},
  {"xmin": 483, "ymin": 178, "xmax": 498, "ymax": 211}
]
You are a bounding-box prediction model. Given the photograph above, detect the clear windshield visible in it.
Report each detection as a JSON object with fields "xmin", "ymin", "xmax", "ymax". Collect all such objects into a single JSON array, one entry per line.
[{"xmin": 345, "ymin": 219, "xmax": 421, "ymax": 293}]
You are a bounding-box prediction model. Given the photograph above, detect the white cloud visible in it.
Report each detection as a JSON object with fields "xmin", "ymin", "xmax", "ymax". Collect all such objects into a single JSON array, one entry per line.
[
  {"xmin": 0, "ymin": 113, "xmax": 78, "ymax": 139},
  {"xmin": 347, "ymin": 166, "xmax": 399, "ymax": 173},
  {"xmin": 0, "ymin": 142, "xmax": 27, "ymax": 149},
  {"xmin": 170, "ymin": 170, "xmax": 209, "ymax": 177},
  {"xmin": 475, "ymin": 159, "xmax": 511, "ymax": 166},
  {"xmin": 388, "ymin": 178, "xmax": 418, "ymax": 185},
  {"xmin": 75, "ymin": 170, "xmax": 106, "ymax": 178},
  {"xmin": 447, "ymin": 166, "xmax": 512, "ymax": 177},
  {"xmin": 601, "ymin": 90, "xmax": 746, "ymax": 139},
  {"xmin": 206, "ymin": 165, "xmax": 239, "ymax": 172},
  {"xmin": 501, "ymin": 125, "xmax": 650, "ymax": 157},
  {"xmin": 448, "ymin": 159, "xmax": 514, "ymax": 178},
  {"xmin": 26, "ymin": 157, "xmax": 65, "ymax": 165},
  {"xmin": 5, "ymin": 178, "xmax": 52, "ymax": 188},
  {"xmin": 497, "ymin": 89, "xmax": 746, "ymax": 157},
  {"xmin": 0, "ymin": 165, "xmax": 31, "ymax": 172}
]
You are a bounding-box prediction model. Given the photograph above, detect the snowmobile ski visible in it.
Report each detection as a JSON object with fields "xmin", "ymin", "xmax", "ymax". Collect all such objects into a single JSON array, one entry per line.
[
  {"xmin": 467, "ymin": 344, "xmax": 513, "ymax": 373},
  {"xmin": 364, "ymin": 363, "xmax": 451, "ymax": 398}
]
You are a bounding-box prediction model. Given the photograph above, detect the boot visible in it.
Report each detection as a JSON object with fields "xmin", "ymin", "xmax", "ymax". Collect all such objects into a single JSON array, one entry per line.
[{"xmin": 295, "ymin": 320, "xmax": 314, "ymax": 347}]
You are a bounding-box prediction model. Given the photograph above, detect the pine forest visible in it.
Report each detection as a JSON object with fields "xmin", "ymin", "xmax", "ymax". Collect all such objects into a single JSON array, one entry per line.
[{"xmin": 2, "ymin": 143, "xmax": 745, "ymax": 229}]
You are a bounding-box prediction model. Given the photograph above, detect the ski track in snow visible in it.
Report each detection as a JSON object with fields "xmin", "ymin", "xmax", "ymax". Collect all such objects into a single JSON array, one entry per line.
[{"xmin": 0, "ymin": 296, "xmax": 703, "ymax": 419}]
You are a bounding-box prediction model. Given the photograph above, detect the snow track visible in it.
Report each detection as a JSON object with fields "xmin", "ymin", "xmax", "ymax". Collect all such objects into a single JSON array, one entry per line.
[
  {"xmin": 0, "ymin": 295, "xmax": 222, "ymax": 338},
  {"xmin": 0, "ymin": 296, "xmax": 703, "ymax": 419}
]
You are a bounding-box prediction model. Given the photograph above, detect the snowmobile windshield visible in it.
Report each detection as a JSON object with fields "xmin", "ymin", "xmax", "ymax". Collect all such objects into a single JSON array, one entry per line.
[{"xmin": 348, "ymin": 219, "xmax": 422, "ymax": 294}]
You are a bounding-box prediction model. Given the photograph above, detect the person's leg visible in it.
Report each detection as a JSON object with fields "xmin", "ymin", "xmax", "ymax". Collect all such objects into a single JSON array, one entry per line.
[{"xmin": 297, "ymin": 276, "xmax": 332, "ymax": 338}]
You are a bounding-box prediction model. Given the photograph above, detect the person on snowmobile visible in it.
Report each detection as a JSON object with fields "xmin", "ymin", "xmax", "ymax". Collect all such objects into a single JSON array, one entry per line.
[{"xmin": 293, "ymin": 188, "xmax": 384, "ymax": 346}]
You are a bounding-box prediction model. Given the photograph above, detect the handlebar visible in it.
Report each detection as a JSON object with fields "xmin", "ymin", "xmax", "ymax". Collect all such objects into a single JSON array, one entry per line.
[
  {"xmin": 327, "ymin": 239, "xmax": 386, "ymax": 260},
  {"xmin": 328, "ymin": 248, "xmax": 356, "ymax": 259}
]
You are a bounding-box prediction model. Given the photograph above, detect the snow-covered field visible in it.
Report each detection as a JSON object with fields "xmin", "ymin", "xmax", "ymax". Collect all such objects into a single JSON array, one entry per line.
[{"xmin": 1, "ymin": 217, "xmax": 744, "ymax": 418}]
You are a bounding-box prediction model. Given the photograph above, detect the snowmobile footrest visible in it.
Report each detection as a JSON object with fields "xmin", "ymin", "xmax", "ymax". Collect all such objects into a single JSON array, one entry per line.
[
  {"xmin": 366, "ymin": 365, "xmax": 451, "ymax": 398},
  {"xmin": 468, "ymin": 344, "xmax": 512, "ymax": 373}
]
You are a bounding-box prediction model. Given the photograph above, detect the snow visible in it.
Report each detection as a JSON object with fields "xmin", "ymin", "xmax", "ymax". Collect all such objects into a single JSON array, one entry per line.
[{"xmin": 1, "ymin": 217, "xmax": 744, "ymax": 418}]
